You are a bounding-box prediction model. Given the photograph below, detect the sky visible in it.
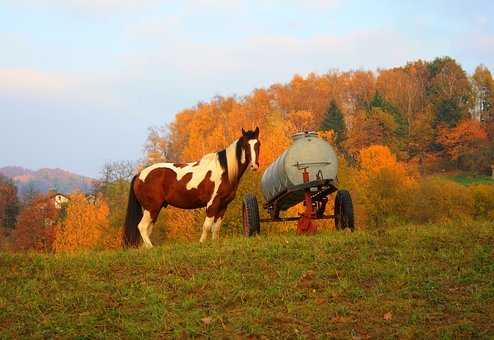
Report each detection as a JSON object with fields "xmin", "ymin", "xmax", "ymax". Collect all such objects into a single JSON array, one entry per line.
[{"xmin": 1, "ymin": 0, "xmax": 493, "ymax": 177}]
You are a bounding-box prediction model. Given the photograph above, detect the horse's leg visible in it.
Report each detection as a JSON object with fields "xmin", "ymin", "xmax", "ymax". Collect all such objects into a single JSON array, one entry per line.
[
  {"xmin": 138, "ymin": 210, "xmax": 154, "ymax": 248},
  {"xmin": 211, "ymin": 217, "xmax": 223, "ymax": 240},
  {"xmin": 199, "ymin": 216, "xmax": 214, "ymax": 243},
  {"xmin": 211, "ymin": 208, "xmax": 227, "ymax": 240}
]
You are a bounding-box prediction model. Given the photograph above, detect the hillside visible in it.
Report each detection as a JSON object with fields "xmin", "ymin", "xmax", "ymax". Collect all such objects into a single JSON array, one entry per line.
[
  {"xmin": 0, "ymin": 166, "xmax": 96, "ymax": 196},
  {"xmin": 1, "ymin": 222, "xmax": 493, "ymax": 338}
]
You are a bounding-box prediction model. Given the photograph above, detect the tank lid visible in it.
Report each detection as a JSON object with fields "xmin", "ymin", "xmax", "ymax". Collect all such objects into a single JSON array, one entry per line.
[{"xmin": 291, "ymin": 131, "xmax": 318, "ymax": 141}]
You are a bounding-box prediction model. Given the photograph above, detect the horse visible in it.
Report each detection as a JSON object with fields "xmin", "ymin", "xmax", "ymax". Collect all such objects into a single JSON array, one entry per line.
[{"xmin": 123, "ymin": 127, "xmax": 260, "ymax": 248}]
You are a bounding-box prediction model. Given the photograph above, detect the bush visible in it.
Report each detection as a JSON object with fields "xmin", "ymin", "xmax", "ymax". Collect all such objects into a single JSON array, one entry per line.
[
  {"xmin": 470, "ymin": 184, "xmax": 494, "ymax": 220},
  {"xmin": 11, "ymin": 195, "xmax": 58, "ymax": 252},
  {"xmin": 405, "ymin": 178, "xmax": 474, "ymax": 224},
  {"xmin": 348, "ymin": 145, "xmax": 416, "ymax": 228},
  {"xmin": 53, "ymin": 193, "xmax": 113, "ymax": 252}
]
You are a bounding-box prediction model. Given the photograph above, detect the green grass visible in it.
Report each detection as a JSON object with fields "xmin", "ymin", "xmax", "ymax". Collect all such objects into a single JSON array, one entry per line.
[
  {"xmin": 444, "ymin": 174, "xmax": 494, "ymax": 186},
  {"xmin": 1, "ymin": 222, "xmax": 494, "ymax": 338}
]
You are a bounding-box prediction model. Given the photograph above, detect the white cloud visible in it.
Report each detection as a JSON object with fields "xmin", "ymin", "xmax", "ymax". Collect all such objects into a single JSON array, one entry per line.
[
  {"xmin": 0, "ymin": 27, "xmax": 425, "ymax": 112},
  {"xmin": 9, "ymin": 0, "xmax": 160, "ymax": 14},
  {"xmin": 287, "ymin": 0, "xmax": 340, "ymax": 9},
  {"xmin": 109, "ymin": 28, "xmax": 424, "ymax": 107},
  {"xmin": 0, "ymin": 68, "xmax": 67, "ymax": 95}
]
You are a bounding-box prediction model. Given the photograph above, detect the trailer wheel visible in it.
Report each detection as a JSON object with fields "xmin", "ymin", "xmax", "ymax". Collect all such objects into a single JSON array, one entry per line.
[
  {"xmin": 334, "ymin": 190, "xmax": 355, "ymax": 231},
  {"xmin": 242, "ymin": 193, "xmax": 260, "ymax": 236}
]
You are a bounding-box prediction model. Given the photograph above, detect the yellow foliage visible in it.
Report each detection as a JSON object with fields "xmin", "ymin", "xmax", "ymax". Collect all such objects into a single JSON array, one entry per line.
[
  {"xmin": 53, "ymin": 193, "xmax": 111, "ymax": 252},
  {"xmin": 317, "ymin": 130, "xmax": 335, "ymax": 144},
  {"xmin": 350, "ymin": 145, "xmax": 416, "ymax": 227},
  {"xmin": 157, "ymin": 207, "xmax": 203, "ymax": 242},
  {"xmin": 259, "ymin": 112, "xmax": 292, "ymax": 168},
  {"xmin": 358, "ymin": 145, "xmax": 414, "ymax": 186},
  {"xmin": 286, "ymin": 110, "xmax": 316, "ymax": 132},
  {"xmin": 405, "ymin": 178, "xmax": 474, "ymax": 223},
  {"xmin": 470, "ymin": 184, "xmax": 494, "ymax": 220}
]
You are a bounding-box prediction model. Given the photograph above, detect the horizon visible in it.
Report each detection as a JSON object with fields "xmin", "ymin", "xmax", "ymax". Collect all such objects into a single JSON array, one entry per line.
[{"xmin": 1, "ymin": 0, "xmax": 493, "ymax": 177}]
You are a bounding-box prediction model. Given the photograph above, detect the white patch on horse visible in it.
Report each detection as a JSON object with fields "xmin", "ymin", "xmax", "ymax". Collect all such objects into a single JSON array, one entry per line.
[
  {"xmin": 200, "ymin": 216, "xmax": 215, "ymax": 242},
  {"xmin": 225, "ymin": 139, "xmax": 239, "ymax": 185},
  {"xmin": 205, "ymin": 157, "xmax": 223, "ymax": 208},
  {"xmin": 138, "ymin": 210, "xmax": 153, "ymax": 248},
  {"xmin": 240, "ymin": 148, "xmax": 246, "ymax": 164},
  {"xmin": 248, "ymin": 140, "xmax": 258, "ymax": 166},
  {"xmin": 138, "ymin": 154, "xmax": 218, "ymax": 189},
  {"xmin": 138, "ymin": 152, "xmax": 225, "ymax": 209},
  {"xmin": 211, "ymin": 217, "xmax": 223, "ymax": 240}
]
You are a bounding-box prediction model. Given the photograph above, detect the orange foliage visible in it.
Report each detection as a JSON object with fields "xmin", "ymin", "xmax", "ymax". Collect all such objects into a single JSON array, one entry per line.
[
  {"xmin": 134, "ymin": 58, "xmax": 493, "ymax": 235},
  {"xmin": 259, "ymin": 113, "xmax": 292, "ymax": 168},
  {"xmin": 344, "ymin": 109, "xmax": 398, "ymax": 156},
  {"xmin": 53, "ymin": 193, "xmax": 112, "ymax": 252},
  {"xmin": 349, "ymin": 145, "xmax": 416, "ymax": 227},
  {"xmin": 360, "ymin": 145, "xmax": 406, "ymax": 175},
  {"xmin": 12, "ymin": 195, "xmax": 58, "ymax": 252},
  {"xmin": 318, "ymin": 130, "xmax": 335, "ymax": 144},
  {"xmin": 286, "ymin": 110, "xmax": 316, "ymax": 132},
  {"xmin": 0, "ymin": 176, "xmax": 17, "ymax": 229},
  {"xmin": 437, "ymin": 119, "xmax": 488, "ymax": 160}
]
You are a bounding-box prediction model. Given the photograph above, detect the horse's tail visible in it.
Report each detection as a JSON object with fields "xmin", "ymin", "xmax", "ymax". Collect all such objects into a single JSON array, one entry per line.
[{"xmin": 123, "ymin": 175, "xmax": 143, "ymax": 248}]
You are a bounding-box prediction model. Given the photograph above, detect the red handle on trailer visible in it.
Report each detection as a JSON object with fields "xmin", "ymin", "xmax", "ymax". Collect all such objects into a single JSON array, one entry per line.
[{"xmin": 297, "ymin": 168, "xmax": 317, "ymax": 234}]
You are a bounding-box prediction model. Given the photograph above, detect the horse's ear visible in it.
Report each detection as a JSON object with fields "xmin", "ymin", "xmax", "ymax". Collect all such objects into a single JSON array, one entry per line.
[
  {"xmin": 241, "ymin": 128, "xmax": 246, "ymax": 136},
  {"xmin": 254, "ymin": 127, "xmax": 259, "ymax": 137}
]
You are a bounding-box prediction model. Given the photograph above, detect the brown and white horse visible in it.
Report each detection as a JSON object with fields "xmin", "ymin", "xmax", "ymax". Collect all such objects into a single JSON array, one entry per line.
[{"xmin": 123, "ymin": 128, "xmax": 260, "ymax": 248}]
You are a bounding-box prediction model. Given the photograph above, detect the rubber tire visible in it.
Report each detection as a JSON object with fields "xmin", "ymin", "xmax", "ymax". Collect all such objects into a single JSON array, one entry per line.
[
  {"xmin": 242, "ymin": 193, "xmax": 261, "ymax": 236},
  {"xmin": 334, "ymin": 190, "xmax": 355, "ymax": 231}
]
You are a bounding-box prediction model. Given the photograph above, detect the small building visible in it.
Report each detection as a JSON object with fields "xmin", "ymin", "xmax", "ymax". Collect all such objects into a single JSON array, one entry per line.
[{"xmin": 48, "ymin": 193, "xmax": 70, "ymax": 209}]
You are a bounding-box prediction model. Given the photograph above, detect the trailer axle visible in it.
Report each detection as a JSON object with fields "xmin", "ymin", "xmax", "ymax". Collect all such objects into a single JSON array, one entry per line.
[{"xmin": 260, "ymin": 215, "xmax": 334, "ymax": 223}]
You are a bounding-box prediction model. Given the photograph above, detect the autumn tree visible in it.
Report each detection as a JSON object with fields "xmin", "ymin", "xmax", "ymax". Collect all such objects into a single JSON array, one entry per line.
[
  {"xmin": 144, "ymin": 126, "xmax": 169, "ymax": 164},
  {"xmin": 437, "ymin": 119, "xmax": 490, "ymax": 172},
  {"xmin": 471, "ymin": 64, "xmax": 494, "ymax": 122},
  {"xmin": 0, "ymin": 175, "xmax": 19, "ymax": 229},
  {"xmin": 368, "ymin": 92, "xmax": 407, "ymax": 139},
  {"xmin": 53, "ymin": 193, "xmax": 112, "ymax": 252},
  {"xmin": 12, "ymin": 194, "xmax": 58, "ymax": 252},
  {"xmin": 407, "ymin": 106, "xmax": 436, "ymax": 172},
  {"xmin": 353, "ymin": 145, "xmax": 415, "ymax": 227},
  {"xmin": 260, "ymin": 112, "xmax": 292, "ymax": 167},
  {"xmin": 287, "ymin": 110, "xmax": 316, "ymax": 132},
  {"xmin": 427, "ymin": 57, "xmax": 472, "ymax": 126},
  {"xmin": 377, "ymin": 61, "xmax": 429, "ymax": 134},
  {"xmin": 344, "ymin": 108, "xmax": 398, "ymax": 156}
]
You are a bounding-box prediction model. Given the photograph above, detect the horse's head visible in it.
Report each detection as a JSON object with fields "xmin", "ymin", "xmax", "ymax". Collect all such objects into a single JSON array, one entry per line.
[{"xmin": 241, "ymin": 127, "xmax": 260, "ymax": 171}]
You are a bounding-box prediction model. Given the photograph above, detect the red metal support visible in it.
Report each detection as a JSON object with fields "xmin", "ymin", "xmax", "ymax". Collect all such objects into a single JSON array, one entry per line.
[{"xmin": 297, "ymin": 168, "xmax": 317, "ymax": 234}]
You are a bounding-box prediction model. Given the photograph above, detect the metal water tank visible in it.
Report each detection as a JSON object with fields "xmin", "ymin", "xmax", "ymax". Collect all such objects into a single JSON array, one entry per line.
[{"xmin": 260, "ymin": 132, "xmax": 338, "ymax": 209}]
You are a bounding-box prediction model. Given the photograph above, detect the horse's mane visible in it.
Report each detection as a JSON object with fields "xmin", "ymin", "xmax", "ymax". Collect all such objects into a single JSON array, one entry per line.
[{"xmin": 224, "ymin": 139, "xmax": 241, "ymax": 185}]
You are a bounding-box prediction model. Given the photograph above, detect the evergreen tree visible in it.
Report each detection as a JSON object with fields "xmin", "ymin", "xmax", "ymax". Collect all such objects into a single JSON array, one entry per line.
[
  {"xmin": 320, "ymin": 99, "xmax": 346, "ymax": 145},
  {"xmin": 368, "ymin": 91, "xmax": 408, "ymax": 138}
]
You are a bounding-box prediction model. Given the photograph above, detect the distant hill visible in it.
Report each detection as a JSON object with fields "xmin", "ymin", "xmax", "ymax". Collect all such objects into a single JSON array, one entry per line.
[{"xmin": 0, "ymin": 166, "xmax": 97, "ymax": 198}]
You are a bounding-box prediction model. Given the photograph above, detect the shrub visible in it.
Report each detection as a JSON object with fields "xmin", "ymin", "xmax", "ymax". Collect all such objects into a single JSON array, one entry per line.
[
  {"xmin": 405, "ymin": 178, "xmax": 474, "ymax": 224},
  {"xmin": 349, "ymin": 145, "xmax": 416, "ymax": 228},
  {"xmin": 53, "ymin": 193, "xmax": 112, "ymax": 252},
  {"xmin": 11, "ymin": 195, "xmax": 58, "ymax": 252},
  {"xmin": 470, "ymin": 184, "xmax": 494, "ymax": 220}
]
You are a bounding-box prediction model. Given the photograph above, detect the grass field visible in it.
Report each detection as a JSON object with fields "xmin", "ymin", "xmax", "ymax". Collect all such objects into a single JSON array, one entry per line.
[
  {"xmin": 445, "ymin": 174, "xmax": 494, "ymax": 186},
  {"xmin": 1, "ymin": 222, "xmax": 493, "ymax": 339}
]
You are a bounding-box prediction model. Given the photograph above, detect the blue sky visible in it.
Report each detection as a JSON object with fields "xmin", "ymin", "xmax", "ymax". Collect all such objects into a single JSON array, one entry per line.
[{"xmin": 1, "ymin": 0, "xmax": 493, "ymax": 177}]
